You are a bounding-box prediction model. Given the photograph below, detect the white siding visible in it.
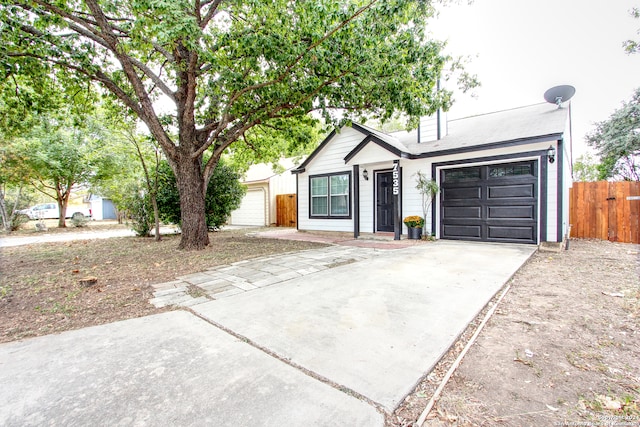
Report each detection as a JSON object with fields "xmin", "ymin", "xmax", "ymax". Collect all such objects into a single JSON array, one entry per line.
[
  {"xmin": 347, "ymin": 143, "xmax": 397, "ymax": 165},
  {"xmin": 546, "ymin": 153, "xmax": 558, "ymax": 242},
  {"xmin": 297, "ymin": 127, "xmax": 365, "ymax": 232},
  {"xmin": 419, "ymin": 112, "xmax": 447, "ymax": 143},
  {"xmin": 358, "ymin": 167, "xmax": 374, "ymax": 233},
  {"xmin": 268, "ymin": 172, "xmax": 297, "ymax": 225},
  {"xmin": 400, "ymin": 161, "xmax": 435, "ymax": 235}
]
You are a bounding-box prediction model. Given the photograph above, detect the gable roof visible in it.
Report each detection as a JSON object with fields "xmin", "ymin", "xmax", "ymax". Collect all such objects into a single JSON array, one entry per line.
[
  {"xmin": 293, "ymin": 102, "xmax": 570, "ymax": 173},
  {"xmin": 242, "ymin": 158, "xmax": 298, "ymax": 183},
  {"xmin": 404, "ymin": 103, "xmax": 569, "ymax": 157}
]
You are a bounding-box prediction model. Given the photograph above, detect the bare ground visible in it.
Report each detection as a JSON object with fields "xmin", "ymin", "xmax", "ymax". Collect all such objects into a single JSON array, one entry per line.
[
  {"xmin": 2, "ymin": 228, "xmax": 639, "ymax": 426},
  {"xmin": 0, "ymin": 228, "xmax": 327, "ymax": 343},
  {"xmin": 391, "ymin": 239, "xmax": 640, "ymax": 427}
]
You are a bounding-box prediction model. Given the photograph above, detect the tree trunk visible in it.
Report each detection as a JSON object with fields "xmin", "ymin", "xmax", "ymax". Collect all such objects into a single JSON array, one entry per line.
[
  {"xmin": 175, "ymin": 153, "xmax": 209, "ymax": 250},
  {"xmin": 57, "ymin": 198, "xmax": 67, "ymax": 228},
  {"xmin": 0, "ymin": 191, "xmax": 8, "ymax": 231},
  {"xmin": 57, "ymin": 184, "xmax": 71, "ymax": 228}
]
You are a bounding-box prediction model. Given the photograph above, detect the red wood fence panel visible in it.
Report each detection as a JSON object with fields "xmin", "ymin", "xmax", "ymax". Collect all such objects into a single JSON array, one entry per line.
[
  {"xmin": 569, "ymin": 181, "xmax": 640, "ymax": 243},
  {"xmin": 276, "ymin": 194, "xmax": 297, "ymax": 227}
]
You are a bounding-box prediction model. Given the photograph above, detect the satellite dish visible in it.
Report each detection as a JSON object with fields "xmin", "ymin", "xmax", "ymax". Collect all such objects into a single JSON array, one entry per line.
[{"xmin": 544, "ymin": 85, "xmax": 576, "ymax": 108}]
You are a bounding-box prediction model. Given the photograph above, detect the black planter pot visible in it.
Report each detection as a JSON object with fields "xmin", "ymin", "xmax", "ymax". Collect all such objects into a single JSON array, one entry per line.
[{"xmin": 407, "ymin": 227, "xmax": 423, "ymax": 240}]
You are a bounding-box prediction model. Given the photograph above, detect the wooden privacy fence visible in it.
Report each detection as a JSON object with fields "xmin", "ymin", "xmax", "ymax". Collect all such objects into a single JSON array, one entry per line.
[
  {"xmin": 276, "ymin": 194, "xmax": 297, "ymax": 227},
  {"xmin": 569, "ymin": 181, "xmax": 640, "ymax": 243}
]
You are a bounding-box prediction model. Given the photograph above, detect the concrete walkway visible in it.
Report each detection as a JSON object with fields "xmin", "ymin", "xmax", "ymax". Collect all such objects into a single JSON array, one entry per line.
[
  {"xmin": 0, "ymin": 239, "xmax": 536, "ymax": 426},
  {"xmin": 150, "ymin": 245, "xmax": 384, "ymax": 308},
  {"xmin": 149, "ymin": 228, "xmax": 431, "ymax": 308}
]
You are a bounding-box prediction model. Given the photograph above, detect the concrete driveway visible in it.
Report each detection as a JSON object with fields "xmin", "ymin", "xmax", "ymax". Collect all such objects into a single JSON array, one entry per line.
[{"xmin": 0, "ymin": 240, "xmax": 535, "ymax": 426}]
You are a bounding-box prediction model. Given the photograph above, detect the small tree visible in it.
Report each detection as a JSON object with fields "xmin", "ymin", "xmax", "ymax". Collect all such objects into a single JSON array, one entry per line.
[
  {"xmin": 573, "ymin": 153, "xmax": 601, "ymax": 182},
  {"xmin": 414, "ymin": 171, "xmax": 440, "ymax": 236}
]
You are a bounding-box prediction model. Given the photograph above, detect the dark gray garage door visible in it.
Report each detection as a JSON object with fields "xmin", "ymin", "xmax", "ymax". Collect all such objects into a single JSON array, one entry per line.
[{"xmin": 440, "ymin": 161, "xmax": 538, "ymax": 244}]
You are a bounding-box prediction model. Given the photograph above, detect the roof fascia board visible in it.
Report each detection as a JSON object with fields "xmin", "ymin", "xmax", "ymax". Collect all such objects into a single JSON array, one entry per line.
[
  {"xmin": 413, "ymin": 132, "xmax": 564, "ymax": 159},
  {"xmin": 344, "ymin": 135, "xmax": 409, "ymax": 163}
]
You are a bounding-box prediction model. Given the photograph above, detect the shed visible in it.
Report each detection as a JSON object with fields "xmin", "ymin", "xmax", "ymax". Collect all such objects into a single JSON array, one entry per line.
[{"xmin": 230, "ymin": 159, "xmax": 298, "ymax": 227}]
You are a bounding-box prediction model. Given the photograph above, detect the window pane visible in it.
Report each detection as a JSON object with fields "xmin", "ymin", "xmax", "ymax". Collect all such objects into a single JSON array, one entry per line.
[
  {"xmin": 330, "ymin": 174, "xmax": 349, "ymax": 195},
  {"xmin": 311, "ymin": 196, "xmax": 328, "ymax": 215},
  {"xmin": 311, "ymin": 177, "xmax": 328, "ymax": 196},
  {"xmin": 513, "ymin": 165, "xmax": 532, "ymax": 175},
  {"xmin": 444, "ymin": 168, "xmax": 480, "ymax": 181},
  {"xmin": 330, "ymin": 195, "xmax": 348, "ymax": 215},
  {"xmin": 489, "ymin": 164, "xmax": 532, "ymax": 178}
]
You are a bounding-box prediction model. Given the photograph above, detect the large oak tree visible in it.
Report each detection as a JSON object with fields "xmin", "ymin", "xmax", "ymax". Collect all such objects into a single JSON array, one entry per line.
[{"xmin": 1, "ymin": 0, "xmax": 457, "ymax": 249}]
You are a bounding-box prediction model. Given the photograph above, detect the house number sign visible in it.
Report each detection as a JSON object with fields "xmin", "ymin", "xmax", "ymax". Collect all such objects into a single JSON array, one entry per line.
[{"xmin": 392, "ymin": 162, "xmax": 400, "ymax": 196}]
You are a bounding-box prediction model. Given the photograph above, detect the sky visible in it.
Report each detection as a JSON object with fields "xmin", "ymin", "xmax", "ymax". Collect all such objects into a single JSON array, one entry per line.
[{"xmin": 428, "ymin": 0, "xmax": 640, "ymax": 157}]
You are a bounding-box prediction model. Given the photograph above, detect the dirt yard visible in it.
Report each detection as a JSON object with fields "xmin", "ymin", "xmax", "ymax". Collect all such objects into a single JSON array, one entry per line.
[
  {"xmin": 1, "ymin": 228, "xmax": 638, "ymax": 426},
  {"xmin": 0, "ymin": 229, "xmax": 327, "ymax": 343},
  {"xmin": 392, "ymin": 239, "xmax": 640, "ymax": 427}
]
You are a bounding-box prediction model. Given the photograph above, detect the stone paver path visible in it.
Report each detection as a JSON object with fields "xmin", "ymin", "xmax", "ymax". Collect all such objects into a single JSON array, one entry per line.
[{"xmin": 150, "ymin": 246, "xmax": 382, "ymax": 308}]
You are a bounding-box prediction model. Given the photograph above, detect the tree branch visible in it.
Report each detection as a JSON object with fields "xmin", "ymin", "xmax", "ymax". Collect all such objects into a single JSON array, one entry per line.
[
  {"xmin": 224, "ymin": 1, "xmax": 377, "ymax": 112},
  {"xmin": 82, "ymin": 0, "xmax": 177, "ymax": 159},
  {"xmin": 199, "ymin": 0, "xmax": 224, "ymax": 29}
]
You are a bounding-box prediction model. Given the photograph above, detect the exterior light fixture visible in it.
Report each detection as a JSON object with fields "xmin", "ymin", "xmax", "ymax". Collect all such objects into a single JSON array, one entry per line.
[
  {"xmin": 547, "ymin": 145, "xmax": 556, "ymax": 164},
  {"xmin": 363, "ymin": 168, "xmax": 369, "ymax": 180}
]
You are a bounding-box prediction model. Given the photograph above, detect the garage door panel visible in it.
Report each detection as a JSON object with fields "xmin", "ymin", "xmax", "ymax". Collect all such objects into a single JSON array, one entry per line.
[
  {"xmin": 443, "ymin": 224, "xmax": 482, "ymax": 238},
  {"xmin": 230, "ymin": 190, "xmax": 266, "ymax": 226},
  {"xmin": 488, "ymin": 184, "xmax": 534, "ymax": 199},
  {"xmin": 441, "ymin": 161, "xmax": 538, "ymax": 244},
  {"xmin": 442, "ymin": 187, "xmax": 481, "ymax": 200},
  {"xmin": 487, "ymin": 225, "xmax": 535, "ymax": 241},
  {"xmin": 443, "ymin": 206, "xmax": 481, "ymax": 219},
  {"xmin": 488, "ymin": 205, "xmax": 535, "ymax": 219}
]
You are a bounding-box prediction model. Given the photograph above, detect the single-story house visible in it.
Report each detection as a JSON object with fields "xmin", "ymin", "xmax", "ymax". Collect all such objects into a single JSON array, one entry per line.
[
  {"xmin": 230, "ymin": 159, "xmax": 298, "ymax": 226},
  {"xmin": 292, "ymin": 101, "xmax": 573, "ymax": 245}
]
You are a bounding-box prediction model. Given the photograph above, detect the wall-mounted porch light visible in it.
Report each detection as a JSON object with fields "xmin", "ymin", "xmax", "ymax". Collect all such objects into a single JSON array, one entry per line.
[
  {"xmin": 363, "ymin": 168, "xmax": 369, "ymax": 180},
  {"xmin": 547, "ymin": 145, "xmax": 556, "ymax": 164}
]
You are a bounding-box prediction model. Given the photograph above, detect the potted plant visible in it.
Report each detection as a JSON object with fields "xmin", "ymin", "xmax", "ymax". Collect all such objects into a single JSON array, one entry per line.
[{"xmin": 403, "ymin": 215, "xmax": 424, "ymax": 239}]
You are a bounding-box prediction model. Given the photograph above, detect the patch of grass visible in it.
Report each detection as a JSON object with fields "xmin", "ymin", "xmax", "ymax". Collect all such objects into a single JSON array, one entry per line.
[
  {"xmin": 186, "ymin": 285, "xmax": 209, "ymax": 299},
  {"xmin": 0, "ymin": 285, "xmax": 12, "ymax": 300},
  {"xmin": 580, "ymin": 392, "xmax": 640, "ymax": 417},
  {"xmin": 35, "ymin": 301, "xmax": 76, "ymax": 315},
  {"xmin": 566, "ymin": 350, "xmax": 606, "ymax": 372}
]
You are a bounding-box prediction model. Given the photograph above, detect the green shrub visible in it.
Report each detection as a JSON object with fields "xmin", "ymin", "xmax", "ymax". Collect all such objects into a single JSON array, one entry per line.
[
  {"xmin": 71, "ymin": 213, "xmax": 89, "ymax": 227},
  {"xmin": 9, "ymin": 213, "xmax": 29, "ymax": 231},
  {"xmin": 123, "ymin": 187, "xmax": 154, "ymax": 237},
  {"xmin": 156, "ymin": 159, "xmax": 245, "ymax": 229}
]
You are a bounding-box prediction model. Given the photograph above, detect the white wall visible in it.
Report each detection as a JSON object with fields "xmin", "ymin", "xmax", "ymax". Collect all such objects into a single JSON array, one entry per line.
[
  {"xmin": 297, "ymin": 127, "xmax": 364, "ymax": 232},
  {"xmin": 397, "ymin": 160, "xmax": 434, "ymax": 234},
  {"xmin": 268, "ymin": 171, "xmax": 297, "ymax": 226}
]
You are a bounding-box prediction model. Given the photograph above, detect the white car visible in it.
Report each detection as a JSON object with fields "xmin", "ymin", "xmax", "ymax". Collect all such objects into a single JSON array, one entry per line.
[{"xmin": 18, "ymin": 203, "xmax": 92, "ymax": 220}]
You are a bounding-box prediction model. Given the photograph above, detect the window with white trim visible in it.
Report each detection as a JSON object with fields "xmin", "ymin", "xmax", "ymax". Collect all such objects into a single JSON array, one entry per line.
[{"xmin": 309, "ymin": 172, "xmax": 351, "ymax": 218}]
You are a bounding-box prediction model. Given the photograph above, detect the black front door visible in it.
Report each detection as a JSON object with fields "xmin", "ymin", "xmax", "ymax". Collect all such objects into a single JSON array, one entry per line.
[{"xmin": 376, "ymin": 171, "xmax": 394, "ymax": 232}]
